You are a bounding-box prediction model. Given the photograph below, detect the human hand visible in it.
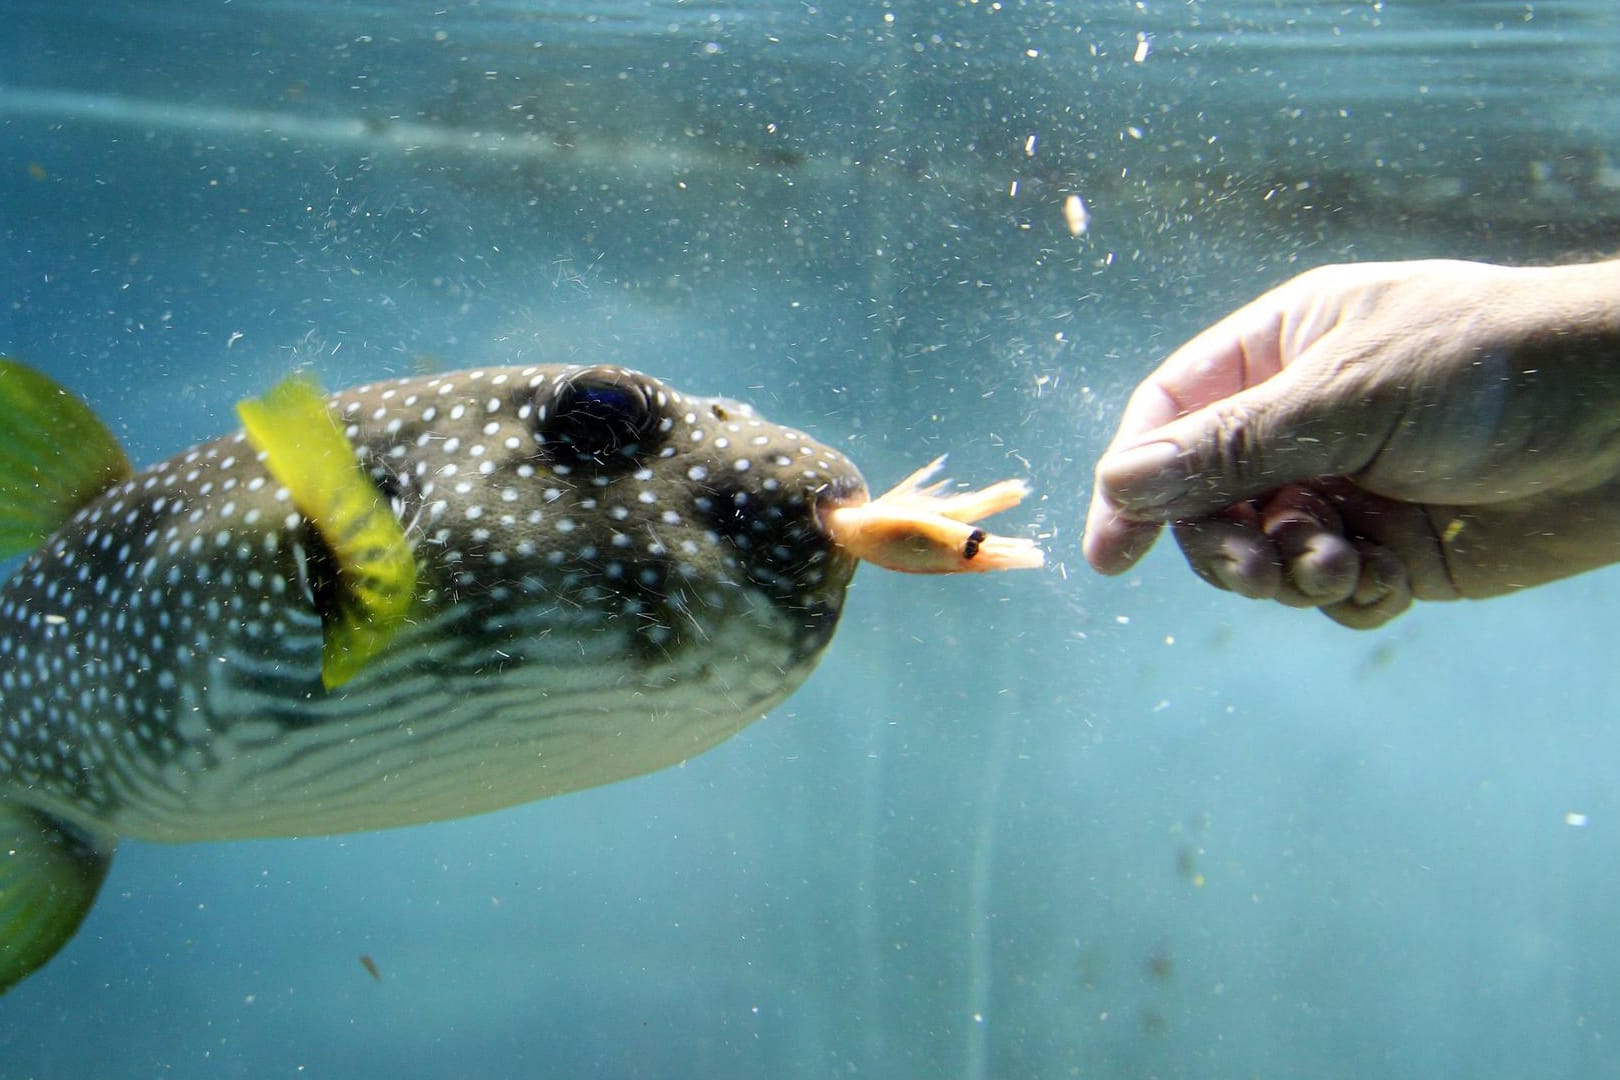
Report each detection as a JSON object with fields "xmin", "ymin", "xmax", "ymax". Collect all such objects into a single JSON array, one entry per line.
[{"xmin": 1082, "ymin": 259, "xmax": 1620, "ymax": 627}]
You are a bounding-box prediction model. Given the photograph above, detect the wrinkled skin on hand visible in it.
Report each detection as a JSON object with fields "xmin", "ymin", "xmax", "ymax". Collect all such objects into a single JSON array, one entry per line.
[{"xmin": 1083, "ymin": 258, "xmax": 1620, "ymax": 627}]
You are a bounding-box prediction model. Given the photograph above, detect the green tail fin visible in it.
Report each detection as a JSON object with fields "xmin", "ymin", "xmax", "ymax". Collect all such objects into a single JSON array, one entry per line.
[
  {"xmin": 237, "ymin": 375, "xmax": 417, "ymax": 689},
  {"xmin": 0, "ymin": 803, "xmax": 115, "ymax": 994},
  {"xmin": 0, "ymin": 360, "xmax": 133, "ymax": 559}
]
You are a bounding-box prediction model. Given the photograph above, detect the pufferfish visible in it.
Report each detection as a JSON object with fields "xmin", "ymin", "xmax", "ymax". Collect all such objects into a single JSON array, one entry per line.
[{"xmin": 0, "ymin": 358, "xmax": 1041, "ymax": 992}]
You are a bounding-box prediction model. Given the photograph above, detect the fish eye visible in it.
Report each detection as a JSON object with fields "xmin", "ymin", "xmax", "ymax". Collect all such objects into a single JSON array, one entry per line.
[{"xmin": 541, "ymin": 367, "xmax": 660, "ymax": 465}]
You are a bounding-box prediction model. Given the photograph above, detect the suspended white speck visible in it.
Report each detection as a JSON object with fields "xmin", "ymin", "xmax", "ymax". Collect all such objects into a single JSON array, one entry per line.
[{"xmin": 1063, "ymin": 194, "xmax": 1090, "ymax": 236}]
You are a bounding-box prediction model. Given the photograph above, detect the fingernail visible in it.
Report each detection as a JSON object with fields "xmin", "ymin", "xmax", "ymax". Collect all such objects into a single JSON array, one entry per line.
[{"xmin": 1099, "ymin": 441, "xmax": 1187, "ymax": 509}]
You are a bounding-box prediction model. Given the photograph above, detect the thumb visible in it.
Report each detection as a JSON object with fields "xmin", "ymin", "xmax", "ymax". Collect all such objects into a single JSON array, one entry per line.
[{"xmin": 1096, "ymin": 363, "xmax": 1391, "ymax": 521}]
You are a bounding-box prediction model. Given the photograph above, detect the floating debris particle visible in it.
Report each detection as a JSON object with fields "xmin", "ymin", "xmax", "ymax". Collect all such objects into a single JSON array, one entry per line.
[{"xmin": 1063, "ymin": 194, "xmax": 1090, "ymax": 236}]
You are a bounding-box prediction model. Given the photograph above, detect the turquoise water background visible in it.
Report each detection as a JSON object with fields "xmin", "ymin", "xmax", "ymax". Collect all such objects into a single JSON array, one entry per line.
[{"xmin": 4, "ymin": 2, "xmax": 1620, "ymax": 1076}]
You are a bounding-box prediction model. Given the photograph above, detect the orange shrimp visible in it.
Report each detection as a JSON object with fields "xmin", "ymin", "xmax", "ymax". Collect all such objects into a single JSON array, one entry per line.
[{"xmin": 820, "ymin": 456, "xmax": 1045, "ymax": 574}]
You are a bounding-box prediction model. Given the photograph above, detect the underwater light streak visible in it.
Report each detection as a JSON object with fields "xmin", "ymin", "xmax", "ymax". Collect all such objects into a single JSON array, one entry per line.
[
  {"xmin": 0, "ymin": 86, "xmax": 737, "ymax": 173},
  {"xmin": 964, "ymin": 716, "xmax": 1012, "ymax": 1080}
]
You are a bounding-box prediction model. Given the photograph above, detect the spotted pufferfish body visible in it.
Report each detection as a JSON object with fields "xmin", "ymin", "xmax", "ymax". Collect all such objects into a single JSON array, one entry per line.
[{"xmin": 0, "ymin": 361, "xmax": 868, "ymax": 991}]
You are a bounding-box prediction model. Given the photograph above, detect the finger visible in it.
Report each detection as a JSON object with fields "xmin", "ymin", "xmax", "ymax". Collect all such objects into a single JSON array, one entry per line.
[
  {"xmin": 1171, "ymin": 504, "xmax": 1284, "ymax": 599},
  {"xmin": 1083, "ymin": 278, "xmax": 1326, "ymax": 573},
  {"xmin": 1093, "ymin": 267, "xmax": 1423, "ymax": 524},
  {"xmin": 1260, "ymin": 485, "xmax": 1360, "ymax": 607},
  {"xmin": 1321, "ymin": 541, "xmax": 1413, "ymax": 629},
  {"xmin": 1096, "ymin": 353, "xmax": 1394, "ymax": 525},
  {"xmin": 1322, "ymin": 483, "xmax": 1459, "ymax": 603},
  {"xmin": 1081, "ymin": 492, "xmax": 1164, "ymax": 575},
  {"xmin": 1098, "ymin": 300, "xmax": 1291, "ymax": 458}
]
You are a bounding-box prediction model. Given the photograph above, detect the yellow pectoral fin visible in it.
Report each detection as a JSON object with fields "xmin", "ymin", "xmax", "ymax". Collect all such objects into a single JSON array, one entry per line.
[
  {"xmin": 237, "ymin": 375, "xmax": 416, "ymax": 688},
  {"xmin": 0, "ymin": 360, "xmax": 133, "ymax": 558}
]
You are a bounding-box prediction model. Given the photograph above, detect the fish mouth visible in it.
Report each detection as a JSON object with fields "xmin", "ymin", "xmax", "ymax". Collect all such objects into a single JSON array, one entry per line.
[{"xmin": 811, "ymin": 473, "xmax": 872, "ymax": 540}]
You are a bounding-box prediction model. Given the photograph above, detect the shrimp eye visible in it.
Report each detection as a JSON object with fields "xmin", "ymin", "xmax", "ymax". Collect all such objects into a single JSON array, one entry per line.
[{"xmin": 540, "ymin": 367, "xmax": 661, "ymax": 466}]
